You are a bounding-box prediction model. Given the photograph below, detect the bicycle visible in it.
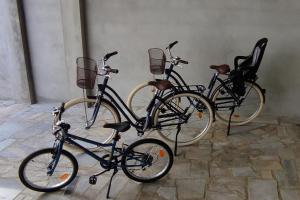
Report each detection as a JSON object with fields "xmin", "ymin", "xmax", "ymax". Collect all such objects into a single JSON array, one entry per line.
[
  {"xmin": 56, "ymin": 51, "xmax": 214, "ymax": 147},
  {"xmin": 127, "ymin": 38, "xmax": 267, "ymax": 127},
  {"xmin": 19, "ymin": 107, "xmax": 173, "ymax": 198}
]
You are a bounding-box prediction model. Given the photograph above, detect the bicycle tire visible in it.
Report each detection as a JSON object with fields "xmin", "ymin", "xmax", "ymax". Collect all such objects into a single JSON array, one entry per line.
[
  {"xmin": 153, "ymin": 92, "xmax": 213, "ymax": 146},
  {"xmin": 212, "ymin": 81, "xmax": 264, "ymax": 125},
  {"xmin": 56, "ymin": 98, "xmax": 121, "ymax": 150},
  {"xmin": 121, "ymin": 138, "xmax": 173, "ymax": 183},
  {"xmin": 19, "ymin": 148, "xmax": 78, "ymax": 192}
]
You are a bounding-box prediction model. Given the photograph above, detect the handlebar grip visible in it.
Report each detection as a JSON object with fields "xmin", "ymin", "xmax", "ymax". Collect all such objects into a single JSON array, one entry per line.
[
  {"xmin": 104, "ymin": 51, "xmax": 118, "ymax": 61},
  {"xmin": 167, "ymin": 41, "xmax": 178, "ymax": 49},
  {"xmin": 179, "ymin": 60, "xmax": 189, "ymax": 64},
  {"xmin": 110, "ymin": 69, "xmax": 119, "ymax": 74}
]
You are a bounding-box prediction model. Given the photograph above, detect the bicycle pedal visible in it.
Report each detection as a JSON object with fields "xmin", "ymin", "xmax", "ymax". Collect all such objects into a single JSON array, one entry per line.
[{"xmin": 89, "ymin": 176, "xmax": 97, "ymax": 185}]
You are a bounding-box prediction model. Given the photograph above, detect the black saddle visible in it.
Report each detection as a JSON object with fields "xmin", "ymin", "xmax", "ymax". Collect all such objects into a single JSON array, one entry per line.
[{"xmin": 103, "ymin": 121, "xmax": 131, "ymax": 133}]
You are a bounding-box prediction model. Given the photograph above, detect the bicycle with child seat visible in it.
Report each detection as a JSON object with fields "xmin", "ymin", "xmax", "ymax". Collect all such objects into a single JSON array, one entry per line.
[
  {"xmin": 127, "ymin": 39, "xmax": 267, "ymax": 127},
  {"xmin": 54, "ymin": 51, "xmax": 214, "ymax": 147},
  {"xmin": 18, "ymin": 104, "xmax": 173, "ymax": 198}
]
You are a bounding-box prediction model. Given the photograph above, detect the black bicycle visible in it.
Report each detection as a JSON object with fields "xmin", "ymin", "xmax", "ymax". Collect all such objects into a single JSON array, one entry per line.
[
  {"xmin": 55, "ymin": 51, "xmax": 214, "ymax": 147},
  {"xmin": 127, "ymin": 38, "xmax": 267, "ymax": 127},
  {"xmin": 19, "ymin": 106, "xmax": 173, "ymax": 198}
]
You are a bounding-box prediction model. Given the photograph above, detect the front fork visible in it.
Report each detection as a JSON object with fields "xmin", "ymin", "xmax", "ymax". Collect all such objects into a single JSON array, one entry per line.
[{"xmin": 47, "ymin": 138, "xmax": 64, "ymax": 176}]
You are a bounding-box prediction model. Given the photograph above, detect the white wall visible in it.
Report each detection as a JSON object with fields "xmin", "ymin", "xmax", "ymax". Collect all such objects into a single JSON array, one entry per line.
[{"xmin": 85, "ymin": 0, "xmax": 300, "ymax": 116}]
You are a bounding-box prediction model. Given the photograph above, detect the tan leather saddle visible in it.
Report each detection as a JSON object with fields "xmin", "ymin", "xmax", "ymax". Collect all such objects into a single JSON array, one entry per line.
[
  {"xmin": 209, "ymin": 64, "xmax": 230, "ymax": 74},
  {"xmin": 148, "ymin": 79, "xmax": 174, "ymax": 91}
]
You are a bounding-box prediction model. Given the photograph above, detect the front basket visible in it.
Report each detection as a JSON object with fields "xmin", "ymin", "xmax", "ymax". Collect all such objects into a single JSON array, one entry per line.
[{"xmin": 76, "ymin": 57, "xmax": 97, "ymax": 89}]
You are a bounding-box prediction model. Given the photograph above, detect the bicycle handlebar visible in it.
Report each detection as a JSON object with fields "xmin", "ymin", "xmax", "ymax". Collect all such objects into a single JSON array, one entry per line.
[
  {"xmin": 165, "ymin": 41, "xmax": 189, "ymax": 66},
  {"xmin": 179, "ymin": 59, "xmax": 189, "ymax": 65},
  {"xmin": 104, "ymin": 51, "xmax": 118, "ymax": 61},
  {"xmin": 166, "ymin": 41, "xmax": 178, "ymax": 50},
  {"xmin": 107, "ymin": 68, "xmax": 119, "ymax": 74}
]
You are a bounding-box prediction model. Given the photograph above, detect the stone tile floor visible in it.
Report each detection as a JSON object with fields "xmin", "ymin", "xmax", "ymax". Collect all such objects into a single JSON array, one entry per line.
[{"xmin": 0, "ymin": 100, "xmax": 300, "ymax": 200}]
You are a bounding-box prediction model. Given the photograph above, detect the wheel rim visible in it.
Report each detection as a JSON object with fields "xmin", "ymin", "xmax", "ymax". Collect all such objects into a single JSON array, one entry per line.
[
  {"xmin": 124, "ymin": 142, "xmax": 171, "ymax": 180},
  {"xmin": 154, "ymin": 93, "xmax": 213, "ymax": 145},
  {"xmin": 62, "ymin": 99, "xmax": 119, "ymax": 150},
  {"xmin": 213, "ymin": 82, "xmax": 264, "ymax": 125},
  {"xmin": 23, "ymin": 151, "xmax": 75, "ymax": 190}
]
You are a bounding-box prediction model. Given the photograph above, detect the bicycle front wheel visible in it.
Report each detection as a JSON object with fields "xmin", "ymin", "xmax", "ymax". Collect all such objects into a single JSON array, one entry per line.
[
  {"xmin": 153, "ymin": 92, "xmax": 213, "ymax": 146},
  {"xmin": 58, "ymin": 98, "xmax": 121, "ymax": 150},
  {"xmin": 121, "ymin": 138, "xmax": 173, "ymax": 183},
  {"xmin": 19, "ymin": 148, "xmax": 78, "ymax": 192},
  {"xmin": 212, "ymin": 81, "xmax": 264, "ymax": 125}
]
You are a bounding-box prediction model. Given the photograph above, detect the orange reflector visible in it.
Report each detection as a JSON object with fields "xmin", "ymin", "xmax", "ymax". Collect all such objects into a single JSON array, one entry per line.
[
  {"xmin": 59, "ymin": 173, "xmax": 70, "ymax": 181},
  {"xmin": 159, "ymin": 150, "xmax": 165, "ymax": 157},
  {"xmin": 197, "ymin": 112, "xmax": 203, "ymax": 119},
  {"xmin": 233, "ymin": 114, "xmax": 240, "ymax": 118}
]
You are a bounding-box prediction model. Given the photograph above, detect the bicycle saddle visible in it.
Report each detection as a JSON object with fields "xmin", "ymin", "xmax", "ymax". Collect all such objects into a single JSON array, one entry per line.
[
  {"xmin": 209, "ymin": 64, "xmax": 230, "ymax": 74},
  {"xmin": 148, "ymin": 80, "xmax": 174, "ymax": 91},
  {"xmin": 103, "ymin": 121, "xmax": 131, "ymax": 132}
]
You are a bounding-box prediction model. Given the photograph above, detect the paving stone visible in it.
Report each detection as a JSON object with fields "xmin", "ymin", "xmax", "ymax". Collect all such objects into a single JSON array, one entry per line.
[
  {"xmin": 0, "ymin": 138, "xmax": 15, "ymax": 151},
  {"xmin": 274, "ymin": 160, "xmax": 299, "ymax": 188},
  {"xmin": 1, "ymin": 101, "xmax": 300, "ymax": 200},
  {"xmin": 207, "ymin": 177, "xmax": 246, "ymax": 199},
  {"xmin": 156, "ymin": 187, "xmax": 177, "ymax": 200},
  {"xmin": 139, "ymin": 184, "xmax": 159, "ymax": 198},
  {"xmin": 205, "ymin": 191, "xmax": 244, "ymax": 200},
  {"xmin": 251, "ymin": 159, "xmax": 282, "ymax": 170},
  {"xmin": 210, "ymin": 167, "xmax": 232, "ymax": 177},
  {"xmin": 0, "ymin": 178, "xmax": 24, "ymax": 200},
  {"xmin": 258, "ymin": 170, "xmax": 274, "ymax": 179},
  {"xmin": 250, "ymin": 128, "xmax": 267, "ymax": 136},
  {"xmin": 231, "ymin": 167, "xmax": 256, "ymax": 177},
  {"xmin": 190, "ymin": 160, "xmax": 209, "ymax": 179},
  {"xmin": 280, "ymin": 189, "xmax": 300, "ymax": 200},
  {"xmin": 279, "ymin": 116, "xmax": 300, "ymax": 126},
  {"xmin": 169, "ymin": 159, "xmax": 191, "ymax": 179},
  {"xmin": 277, "ymin": 126, "xmax": 288, "ymax": 137},
  {"xmin": 253, "ymin": 115, "xmax": 279, "ymax": 125},
  {"xmin": 248, "ymin": 179, "xmax": 279, "ymax": 200},
  {"xmin": 279, "ymin": 148, "xmax": 296, "ymax": 160},
  {"xmin": 250, "ymin": 155, "xmax": 280, "ymax": 161},
  {"xmin": 230, "ymin": 123, "xmax": 267, "ymax": 134},
  {"xmin": 176, "ymin": 178, "xmax": 206, "ymax": 200},
  {"xmin": 97, "ymin": 176, "xmax": 128, "ymax": 199},
  {"xmin": 116, "ymin": 181, "xmax": 142, "ymax": 200},
  {"xmin": 184, "ymin": 146, "xmax": 211, "ymax": 160}
]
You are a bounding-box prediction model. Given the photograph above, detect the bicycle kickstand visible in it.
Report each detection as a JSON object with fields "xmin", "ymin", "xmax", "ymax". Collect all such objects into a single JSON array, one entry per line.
[
  {"xmin": 106, "ymin": 167, "xmax": 118, "ymax": 199},
  {"xmin": 227, "ymin": 106, "xmax": 236, "ymax": 136},
  {"xmin": 174, "ymin": 124, "xmax": 181, "ymax": 156}
]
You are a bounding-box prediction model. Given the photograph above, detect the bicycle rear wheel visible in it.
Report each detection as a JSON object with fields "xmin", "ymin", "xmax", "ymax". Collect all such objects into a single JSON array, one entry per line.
[
  {"xmin": 127, "ymin": 82, "xmax": 157, "ymax": 118},
  {"xmin": 212, "ymin": 81, "xmax": 264, "ymax": 125},
  {"xmin": 56, "ymin": 98, "xmax": 121, "ymax": 150},
  {"xmin": 19, "ymin": 148, "xmax": 78, "ymax": 192},
  {"xmin": 153, "ymin": 92, "xmax": 213, "ymax": 146},
  {"xmin": 121, "ymin": 138, "xmax": 173, "ymax": 183}
]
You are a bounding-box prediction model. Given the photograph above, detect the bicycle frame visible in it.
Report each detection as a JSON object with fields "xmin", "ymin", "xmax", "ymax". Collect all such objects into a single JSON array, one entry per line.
[
  {"xmin": 164, "ymin": 63, "xmax": 241, "ymax": 108},
  {"xmin": 87, "ymin": 75, "xmax": 189, "ymax": 132},
  {"xmin": 51, "ymin": 128, "xmax": 147, "ymax": 173}
]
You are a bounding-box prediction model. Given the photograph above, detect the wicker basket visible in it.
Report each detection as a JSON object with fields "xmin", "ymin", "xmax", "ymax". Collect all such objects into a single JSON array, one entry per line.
[
  {"xmin": 148, "ymin": 48, "xmax": 166, "ymax": 75},
  {"xmin": 76, "ymin": 57, "xmax": 97, "ymax": 89}
]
